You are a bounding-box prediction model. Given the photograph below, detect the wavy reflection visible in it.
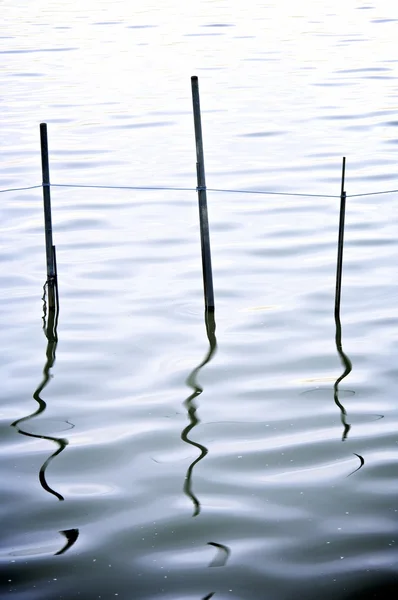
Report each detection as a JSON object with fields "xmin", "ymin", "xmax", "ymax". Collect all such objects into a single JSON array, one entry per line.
[
  {"xmin": 207, "ymin": 541, "xmax": 231, "ymax": 567},
  {"xmin": 334, "ymin": 310, "xmax": 353, "ymax": 441},
  {"xmin": 181, "ymin": 310, "xmax": 217, "ymax": 517},
  {"xmin": 12, "ymin": 282, "xmax": 68, "ymax": 501},
  {"xmin": 347, "ymin": 453, "xmax": 365, "ymax": 477},
  {"xmin": 55, "ymin": 528, "xmax": 80, "ymax": 555}
]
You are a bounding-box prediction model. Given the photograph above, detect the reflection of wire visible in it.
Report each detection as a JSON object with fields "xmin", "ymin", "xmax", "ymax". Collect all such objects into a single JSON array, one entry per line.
[
  {"xmin": 347, "ymin": 453, "xmax": 364, "ymax": 477},
  {"xmin": 181, "ymin": 310, "xmax": 217, "ymax": 517},
  {"xmin": 11, "ymin": 282, "xmax": 67, "ymax": 501}
]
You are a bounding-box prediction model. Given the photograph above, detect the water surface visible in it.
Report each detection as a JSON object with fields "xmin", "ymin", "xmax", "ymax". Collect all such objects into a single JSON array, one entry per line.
[{"xmin": 1, "ymin": 1, "xmax": 398, "ymax": 598}]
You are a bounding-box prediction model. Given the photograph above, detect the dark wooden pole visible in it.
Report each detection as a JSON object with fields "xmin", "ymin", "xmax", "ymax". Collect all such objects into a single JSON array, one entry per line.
[
  {"xmin": 335, "ymin": 157, "xmax": 346, "ymax": 320},
  {"xmin": 191, "ymin": 76, "xmax": 215, "ymax": 312},
  {"xmin": 40, "ymin": 124, "xmax": 55, "ymax": 280},
  {"xmin": 40, "ymin": 123, "xmax": 56, "ymax": 310}
]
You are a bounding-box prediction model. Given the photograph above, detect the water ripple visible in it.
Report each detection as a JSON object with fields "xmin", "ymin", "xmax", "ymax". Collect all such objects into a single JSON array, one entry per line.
[{"xmin": 2, "ymin": 1, "xmax": 398, "ymax": 598}]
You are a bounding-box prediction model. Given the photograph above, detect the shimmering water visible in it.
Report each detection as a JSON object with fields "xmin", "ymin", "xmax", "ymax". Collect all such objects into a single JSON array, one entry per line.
[{"xmin": 2, "ymin": 1, "xmax": 398, "ymax": 598}]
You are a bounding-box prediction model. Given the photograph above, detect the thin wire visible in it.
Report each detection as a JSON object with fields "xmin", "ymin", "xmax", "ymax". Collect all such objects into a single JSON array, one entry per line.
[
  {"xmin": 208, "ymin": 187, "xmax": 338, "ymax": 198},
  {"xmin": 51, "ymin": 183, "xmax": 197, "ymax": 192},
  {"xmin": 52, "ymin": 183, "xmax": 339, "ymax": 198},
  {"xmin": 347, "ymin": 188, "xmax": 398, "ymax": 198},
  {"xmin": 43, "ymin": 183, "xmax": 340, "ymax": 198},
  {"xmin": 0, "ymin": 184, "xmax": 42, "ymax": 193},
  {"xmin": 1, "ymin": 182, "xmax": 398, "ymax": 199}
]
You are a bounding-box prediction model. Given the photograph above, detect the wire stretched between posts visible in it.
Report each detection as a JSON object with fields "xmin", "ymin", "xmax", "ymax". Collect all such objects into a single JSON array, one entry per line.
[
  {"xmin": 209, "ymin": 187, "xmax": 338, "ymax": 198},
  {"xmin": 0, "ymin": 184, "xmax": 42, "ymax": 193},
  {"xmin": 52, "ymin": 183, "xmax": 339, "ymax": 198},
  {"xmin": 347, "ymin": 188, "xmax": 398, "ymax": 198},
  {"xmin": 1, "ymin": 181, "xmax": 398, "ymax": 199}
]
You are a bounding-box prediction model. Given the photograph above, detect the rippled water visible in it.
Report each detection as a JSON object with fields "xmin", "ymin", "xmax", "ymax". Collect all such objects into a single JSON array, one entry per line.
[{"xmin": 2, "ymin": 1, "xmax": 398, "ymax": 598}]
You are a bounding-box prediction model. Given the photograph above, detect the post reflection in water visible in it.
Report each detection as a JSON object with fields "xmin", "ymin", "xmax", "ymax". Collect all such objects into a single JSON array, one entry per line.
[
  {"xmin": 334, "ymin": 309, "xmax": 353, "ymax": 441},
  {"xmin": 207, "ymin": 541, "xmax": 231, "ymax": 567},
  {"xmin": 55, "ymin": 528, "xmax": 80, "ymax": 555},
  {"xmin": 11, "ymin": 283, "xmax": 72, "ymax": 504},
  {"xmin": 181, "ymin": 309, "xmax": 217, "ymax": 517}
]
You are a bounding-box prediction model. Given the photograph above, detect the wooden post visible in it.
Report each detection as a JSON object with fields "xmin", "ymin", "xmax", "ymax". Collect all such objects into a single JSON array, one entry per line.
[
  {"xmin": 40, "ymin": 123, "xmax": 56, "ymax": 310},
  {"xmin": 335, "ymin": 157, "xmax": 346, "ymax": 320},
  {"xmin": 191, "ymin": 76, "xmax": 215, "ymax": 312}
]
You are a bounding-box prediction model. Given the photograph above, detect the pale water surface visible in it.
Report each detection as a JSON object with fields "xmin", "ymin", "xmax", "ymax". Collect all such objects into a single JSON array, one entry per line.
[{"xmin": 1, "ymin": 1, "xmax": 398, "ymax": 599}]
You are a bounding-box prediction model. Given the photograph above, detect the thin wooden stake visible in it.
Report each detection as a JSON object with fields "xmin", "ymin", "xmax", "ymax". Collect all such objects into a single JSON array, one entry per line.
[
  {"xmin": 40, "ymin": 123, "xmax": 55, "ymax": 282},
  {"xmin": 191, "ymin": 76, "xmax": 215, "ymax": 312},
  {"xmin": 335, "ymin": 157, "xmax": 346, "ymax": 320}
]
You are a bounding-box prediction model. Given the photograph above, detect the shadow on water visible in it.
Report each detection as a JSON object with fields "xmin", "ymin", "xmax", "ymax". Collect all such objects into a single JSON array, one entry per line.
[
  {"xmin": 334, "ymin": 309, "xmax": 353, "ymax": 441},
  {"xmin": 181, "ymin": 309, "xmax": 217, "ymax": 517}
]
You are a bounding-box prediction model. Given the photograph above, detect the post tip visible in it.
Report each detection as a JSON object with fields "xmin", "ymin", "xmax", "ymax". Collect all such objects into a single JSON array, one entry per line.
[{"xmin": 191, "ymin": 75, "xmax": 198, "ymax": 82}]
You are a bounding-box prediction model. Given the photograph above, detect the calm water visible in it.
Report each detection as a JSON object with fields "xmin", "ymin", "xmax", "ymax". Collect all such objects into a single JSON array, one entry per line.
[{"xmin": 2, "ymin": 1, "xmax": 398, "ymax": 598}]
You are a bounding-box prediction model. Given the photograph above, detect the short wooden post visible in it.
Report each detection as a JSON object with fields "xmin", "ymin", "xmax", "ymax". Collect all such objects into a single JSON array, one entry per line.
[
  {"xmin": 335, "ymin": 157, "xmax": 346, "ymax": 320},
  {"xmin": 40, "ymin": 123, "xmax": 56, "ymax": 310},
  {"xmin": 191, "ymin": 76, "xmax": 215, "ymax": 312}
]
